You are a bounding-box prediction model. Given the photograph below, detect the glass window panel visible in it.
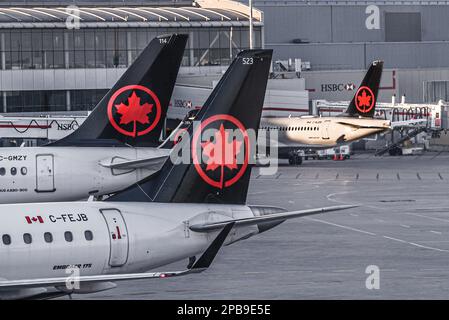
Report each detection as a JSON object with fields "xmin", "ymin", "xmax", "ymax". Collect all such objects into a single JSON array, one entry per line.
[
  {"xmin": 128, "ymin": 30, "xmax": 137, "ymax": 50},
  {"xmin": 117, "ymin": 31, "xmax": 127, "ymax": 50},
  {"xmin": 74, "ymin": 51, "xmax": 84, "ymax": 68},
  {"xmin": 136, "ymin": 30, "xmax": 148, "ymax": 50},
  {"xmin": 21, "ymin": 51, "xmax": 32, "ymax": 69},
  {"xmin": 53, "ymin": 31, "xmax": 64, "ymax": 50},
  {"xmin": 95, "ymin": 30, "xmax": 105, "ymax": 50},
  {"xmin": 43, "ymin": 31, "xmax": 53, "ymax": 51},
  {"xmin": 106, "ymin": 50, "xmax": 116, "ymax": 68},
  {"xmin": 11, "ymin": 51, "xmax": 20, "ymax": 69},
  {"xmin": 85, "ymin": 30, "xmax": 95, "ymax": 50},
  {"xmin": 74, "ymin": 31, "xmax": 84, "ymax": 50},
  {"xmin": 33, "ymin": 50, "xmax": 43, "ymax": 69},
  {"xmin": 10, "ymin": 32, "xmax": 21, "ymax": 51},
  {"xmin": 21, "ymin": 32, "xmax": 32, "ymax": 51},
  {"xmin": 85, "ymin": 50, "xmax": 95, "ymax": 68},
  {"xmin": 95, "ymin": 50, "xmax": 106, "ymax": 68},
  {"xmin": 65, "ymin": 30, "xmax": 74, "ymax": 51},
  {"xmin": 117, "ymin": 50, "xmax": 127, "ymax": 67},
  {"xmin": 53, "ymin": 51, "xmax": 64, "ymax": 69},
  {"xmin": 43, "ymin": 50, "xmax": 53, "ymax": 69},
  {"xmin": 32, "ymin": 30, "xmax": 43, "ymax": 51},
  {"xmin": 3, "ymin": 31, "xmax": 10, "ymax": 51},
  {"xmin": 105, "ymin": 30, "xmax": 115, "ymax": 50},
  {"xmin": 4, "ymin": 51, "xmax": 11, "ymax": 69}
]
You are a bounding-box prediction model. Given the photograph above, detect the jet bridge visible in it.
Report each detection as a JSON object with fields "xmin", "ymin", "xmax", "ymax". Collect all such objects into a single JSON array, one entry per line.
[
  {"xmin": 313, "ymin": 97, "xmax": 449, "ymax": 154},
  {"xmin": 313, "ymin": 98, "xmax": 449, "ymax": 132}
]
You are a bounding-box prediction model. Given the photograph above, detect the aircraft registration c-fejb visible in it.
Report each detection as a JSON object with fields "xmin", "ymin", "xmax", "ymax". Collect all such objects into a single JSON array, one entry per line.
[
  {"xmin": 0, "ymin": 34, "xmax": 188, "ymax": 204},
  {"xmin": 0, "ymin": 49, "xmax": 357, "ymax": 300}
]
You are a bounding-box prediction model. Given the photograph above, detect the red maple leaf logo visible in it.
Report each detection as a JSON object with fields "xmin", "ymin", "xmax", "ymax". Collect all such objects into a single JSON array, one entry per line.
[
  {"xmin": 115, "ymin": 91, "xmax": 153, "ymax": 137},
  {"xmin": 201, "ymin": 124, "xmax": 243, "ymax": 188},
  {"xmin": 357, "ymin": 90, "xmax": 372, "ymax": 108}
]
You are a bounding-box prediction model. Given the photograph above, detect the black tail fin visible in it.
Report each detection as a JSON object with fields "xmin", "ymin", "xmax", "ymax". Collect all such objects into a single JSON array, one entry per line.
[
  {"xmin": 345, "ymin": 60, "xmax": 383, "ymax": 118},
  {"xmin": 49, "ymin": 34, "xmax": 187, "ymax": 147},
  {"xmin": 108, "ymin": 49, "xmax": 273, "ymax": 205}
]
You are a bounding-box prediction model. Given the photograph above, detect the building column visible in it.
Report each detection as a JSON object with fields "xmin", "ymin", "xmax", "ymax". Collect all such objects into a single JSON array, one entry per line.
[
  {"xmin": 66, "ymin": 90, "xmax": 71, "ymax": 111},
  {"xmin": 3, "ymin": 92, "xmax": 7, "ymax": 113},
  {"xmin": 189, "ymin": 31, "xmax": 194, "ymax": 67},
  {"xmin": 1, "ymin": 33, "xmax": 5, "ymax": 70},
  {"xmin": 127, "ymin": 31, "xmax": 132, "ymax": 66},
  {"xmin": 64, "ymin": 32, "xmax": 70, "ymax": 68}
]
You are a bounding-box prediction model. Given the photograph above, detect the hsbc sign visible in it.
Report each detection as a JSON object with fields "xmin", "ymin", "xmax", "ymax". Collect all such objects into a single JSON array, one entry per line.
[{"xmin": 321, "ymin": 83, "xmax": 356, "ymax": 92}]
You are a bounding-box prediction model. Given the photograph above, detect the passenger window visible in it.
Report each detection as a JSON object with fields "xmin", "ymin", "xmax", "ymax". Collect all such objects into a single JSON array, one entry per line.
[
  {"xmin": 20, "ymin": 167, "xmax": 27, "ymax": 175},
  {"xmin": 44, "ymin": 232, "xmax": 53, "ymax": 243},
  {"xmin": 0, "ymin": 167, "xmax": 5, "ymax": 176},
  {"xmin": 23, "ymin": 233, "xmax": 32, "ymax": 244},
  {"xmin": 2, "ymin": 234, "xmax": 11, "ymax": 245},
  {"xmin": 10, "ymin": 167, "xmax": 17, "ymax": 175},
  {"xmin": 64, "ymin": 231, "xmax": 73, "ymax": 242},
  {"xmin": 84, "ymin": 230, "xmax": 93, "ymax": 241}
]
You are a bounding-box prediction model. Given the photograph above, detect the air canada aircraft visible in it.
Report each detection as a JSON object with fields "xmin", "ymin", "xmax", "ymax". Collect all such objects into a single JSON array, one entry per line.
[
  {"xmin": 260, "ymin": 60, "xmax": 391, "ymax": 164},
  {"xmin": 0, "ymin": 34, "xmax": 187, "ymax": 204},
  {"xmin": 0, "ymin": 49, "xmax": 356, "ymax": 300}
]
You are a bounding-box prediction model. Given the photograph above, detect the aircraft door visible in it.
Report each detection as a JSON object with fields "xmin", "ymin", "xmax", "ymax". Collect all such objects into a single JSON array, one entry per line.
[
  {"xmin": 101, "ymin": 209, "xmax": 129, "ymax": 267},
  {"xmin": 35, "ymin": 154, "xmax": 55, "ymax": 192},
  {"xmin": 322, "ymin": 121, "xmax": 330, "ymax": 140}
]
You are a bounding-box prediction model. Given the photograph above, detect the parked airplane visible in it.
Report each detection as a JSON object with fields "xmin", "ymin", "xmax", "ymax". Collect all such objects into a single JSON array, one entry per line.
[
  {"xmin": 0, "ymin": 49, "xmax": 356, "ymax": 300},
  {"xmin": 0, "ymin": 34, "xmax": 187, "ymax": 204},
  {"xmin": 259, "ymin": 60, "xmax": 391, "ymax": 164}
]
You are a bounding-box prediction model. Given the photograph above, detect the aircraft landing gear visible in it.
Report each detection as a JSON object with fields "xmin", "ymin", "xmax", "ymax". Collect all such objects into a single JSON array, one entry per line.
[{"xmin": 288, "ymin": 154, "xmax": 303, "ymax": 165}]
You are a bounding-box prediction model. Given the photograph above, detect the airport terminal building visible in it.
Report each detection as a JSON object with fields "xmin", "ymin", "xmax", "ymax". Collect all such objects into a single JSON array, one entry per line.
[
  {"xmin": 1, "ymin": 0, "xmax": 449, "ymax": 112},
  {"xmin": 0, "ymin": 0, "xmax": 262, "ymax": 113}
]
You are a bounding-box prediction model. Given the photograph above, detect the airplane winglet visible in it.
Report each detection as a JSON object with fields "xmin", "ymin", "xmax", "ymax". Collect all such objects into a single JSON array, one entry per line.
[{"xmin": 189, "ymin": 222, "xmax": 235, "ymax": 272}]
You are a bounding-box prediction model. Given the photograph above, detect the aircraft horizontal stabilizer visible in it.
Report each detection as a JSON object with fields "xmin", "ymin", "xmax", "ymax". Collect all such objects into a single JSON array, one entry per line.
[
  {"xmin": 99, "ymin": 155, "xmax": 168, "ymax": 170},
  {"xmin": 0, "ymin": 223, "xmax": 234, "ymax": 291},
  {"xmin": 189, "ymin": 204, "xmax": 358, "ymax": 232}
]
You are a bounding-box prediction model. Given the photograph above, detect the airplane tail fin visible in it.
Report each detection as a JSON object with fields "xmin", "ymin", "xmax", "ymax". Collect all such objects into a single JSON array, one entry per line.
[
  {"xmin": 345, "ymin": 60, "xmax": 383, "ymax": 118},
  {"xmin": 108, "ymin": 49, "xmax": 273, "ymax": 205},
  {"xmin": 49, "ymin": 34, "xmax": 187, "ymax": 147}
]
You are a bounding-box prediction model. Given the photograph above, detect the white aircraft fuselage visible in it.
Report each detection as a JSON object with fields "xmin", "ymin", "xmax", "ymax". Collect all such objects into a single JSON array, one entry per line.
[
  {"xmin": 260, "ymin": 116, "xmax": 391, "ymax": 151},
  {"xmin": 0, "ymin": 201, "xmax": 260, "ymax": 299},
  {"xmin": 0, "ymin": 147, "xmax": 168, "ymax": 204}
]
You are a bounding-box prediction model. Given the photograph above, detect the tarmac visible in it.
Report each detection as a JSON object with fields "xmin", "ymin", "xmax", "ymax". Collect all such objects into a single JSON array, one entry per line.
[{"xmin": 79, "ymin": 151, "xmax": 449, "ymax": 299}]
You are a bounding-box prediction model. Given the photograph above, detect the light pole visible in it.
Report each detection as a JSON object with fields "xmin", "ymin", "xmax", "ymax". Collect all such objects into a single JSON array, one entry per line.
[{"xmin": 249, "ymin": 0, "xmax": 253, "ymax": 49}]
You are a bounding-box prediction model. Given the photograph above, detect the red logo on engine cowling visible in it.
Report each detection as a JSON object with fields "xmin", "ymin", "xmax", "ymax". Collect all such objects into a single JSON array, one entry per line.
[
  {"xmin": 355, "ymin": 86, "xmax": 375, "ymax": 114},
  {"xmin": 107, "ymin": 85, "xmax": 161, "ymax": 137},
  {"xmin": 192, "ymin": 114, "xmax": 250, "ymax": 189}
]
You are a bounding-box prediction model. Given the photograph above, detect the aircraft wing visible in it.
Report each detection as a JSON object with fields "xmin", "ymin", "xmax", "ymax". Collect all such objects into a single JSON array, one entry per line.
[
  {"xmin": 99, "ymin": 155, "xmax": 168, "ymax": 170},
  {"xmin": 0, "ymin": 223, "xmax": 234, "ymax": 290},
  {"xmin": 189, "ymin": 204, "xmax": 357, "ymax": 232},
  {"xmin": 336, "ymin": 121, "xmax": 390, "ymax": 130}
]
